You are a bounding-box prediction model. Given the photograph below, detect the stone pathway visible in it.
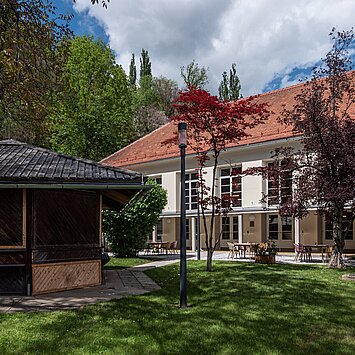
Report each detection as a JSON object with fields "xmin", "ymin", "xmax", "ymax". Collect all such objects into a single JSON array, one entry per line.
[{"xmin": 0, "ymin": 267, "xmax": 165, "ymax": 314}]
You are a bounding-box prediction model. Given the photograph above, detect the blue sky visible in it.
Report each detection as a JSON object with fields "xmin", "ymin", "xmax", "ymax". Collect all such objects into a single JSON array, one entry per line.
[{"xmin": 56, "ymin": 0, "xmax": 355, "ymax": 96}]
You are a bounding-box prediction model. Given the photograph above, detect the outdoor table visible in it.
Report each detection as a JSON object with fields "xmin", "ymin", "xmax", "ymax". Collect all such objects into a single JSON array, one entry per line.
[
  {"xmin": 303, "ymin": 244, "xmax": 329, "ymax": 262},
  {"xmin": 147, "ymin": 242, "xmax": 169, "ymax": 254},
  {"xmin": 232, "ymin": 242, "xmax": 252, "ymax": 258}
]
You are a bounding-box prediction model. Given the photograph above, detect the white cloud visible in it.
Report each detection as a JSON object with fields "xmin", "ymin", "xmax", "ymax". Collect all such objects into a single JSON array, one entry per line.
[{"xmin": 75, "ymin": 0, "xmax": 355, "ymax": 96}]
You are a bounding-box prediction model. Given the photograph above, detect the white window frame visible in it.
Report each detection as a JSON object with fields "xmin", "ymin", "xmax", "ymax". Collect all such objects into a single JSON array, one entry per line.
[{"xmin": 220, "ymin": 166, "xmax": 242, "ymax": 208}]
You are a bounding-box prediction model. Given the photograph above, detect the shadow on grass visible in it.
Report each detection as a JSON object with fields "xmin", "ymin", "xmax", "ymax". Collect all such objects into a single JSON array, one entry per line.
[{"xmin": 1, "ymin": 262, "xmax": 354, "ymax": 354}]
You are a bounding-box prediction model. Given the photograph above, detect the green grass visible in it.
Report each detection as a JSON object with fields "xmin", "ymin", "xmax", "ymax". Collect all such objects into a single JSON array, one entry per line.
[
  {"xmin": 0, "ymin": 262, "xmax": 355, "ymax": 354},
  {"xmin": 104, "ymin": 257, "xmax": 151, "ymax": 270}
]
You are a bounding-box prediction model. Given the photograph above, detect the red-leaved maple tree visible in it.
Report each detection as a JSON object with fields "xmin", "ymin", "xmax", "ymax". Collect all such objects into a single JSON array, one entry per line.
[{"xmin": 167, "ymin": 88, "xmax": 269, "ymax": 271}]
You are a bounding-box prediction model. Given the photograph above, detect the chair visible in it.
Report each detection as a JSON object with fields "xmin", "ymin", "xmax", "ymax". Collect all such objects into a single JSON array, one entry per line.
[
  {"xmin": 145, "ymin": 242, "xmax": 154, "ymax": 255},
  {"xmin": 248, "ymin": 243, "xmax": 255, "ymax": 258},
  {"xmin": 170, "ymin": 241, "xmax": 178, "ymax": 254},
  {"xmin": 304, "ymin": 246, "xmax": 312, "ymax": 262},
  {"xmin": 325, "ymin": 246, "xmax": 333, "ymax": 262},
  {"xmin": 227, "ymin": 242, "xmax": 236, "ymax": 259},
  {"xmin": 294, "ymin": 244, "xmax": 305, "ymax": 261},
  {"xmin": 163, "ymin": 242, "xmax": 171, "ymax": 254}
]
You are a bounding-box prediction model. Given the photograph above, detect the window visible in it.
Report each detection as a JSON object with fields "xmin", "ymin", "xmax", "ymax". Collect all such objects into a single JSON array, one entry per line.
[
  {"xmin": 281, "ymin": 216, "xmax": 293, "ymax": 240},
  {"xmin": 220, "ymin": 167, "xmax": 242, "ymax": 208},
  {"xmin": 268, "ymin": 214, "xmax": 279, "ymax": 240},
  {"xmin": 156, "ymin": 219, "xmax": 163, "ymax": 241},
  {"xmin": 232, "ymin": 216, "xmax": 239, "ymax": 240},
  {"xmin": 151, "ymin": 176, "xmax": 162, "ymax": 185},
  {"xmin": 268, "ymin": 214, "xmax": 293, "ymax": 240},
  {"xmin": 267, "ymin": 161, "xmax": 292, "ymax": 206},
  {"xmin": 222, "ymin": 217, "xmax": 230, "ymax": 240},
  {"xmin": 186, "ymin": 218, "xmax": 190, "ymax": 240},
  {"xmin": 325, "ymin": 212, "xmax": 353, "ymax": 240},
  {"xmin": 185, "ymin": 172, "xmax": 198, "ymax": 210},
  {"xmin": 221, "ymin": 216, "xmax": 239, "ymax": 240}
]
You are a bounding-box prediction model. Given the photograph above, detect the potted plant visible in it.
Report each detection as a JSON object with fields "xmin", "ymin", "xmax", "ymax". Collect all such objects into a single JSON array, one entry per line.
[{"xmin": 252, "ymin": 241, "xmax": 277, "ymax": 264}]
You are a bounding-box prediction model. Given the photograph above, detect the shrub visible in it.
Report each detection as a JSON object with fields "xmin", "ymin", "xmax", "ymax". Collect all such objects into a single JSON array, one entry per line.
[{"xmin": 102, "ymin": 179, "xmax": 167, "ymax": 257}]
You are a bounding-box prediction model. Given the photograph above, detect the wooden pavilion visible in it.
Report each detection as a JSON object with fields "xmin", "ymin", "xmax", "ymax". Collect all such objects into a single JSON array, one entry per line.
[{"xmin": 0, "ymin": 140, "xmax": 147, "ymax": 295}]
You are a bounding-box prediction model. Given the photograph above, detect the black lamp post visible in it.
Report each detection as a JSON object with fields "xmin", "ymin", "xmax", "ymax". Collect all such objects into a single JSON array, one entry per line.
[
  {"xmin": 178, "ymin": 122, "xmax": 187, "ymax": 308},
  {"xmin": 196, "ymin": 190, "xmax": 201, "ymax": 260}
]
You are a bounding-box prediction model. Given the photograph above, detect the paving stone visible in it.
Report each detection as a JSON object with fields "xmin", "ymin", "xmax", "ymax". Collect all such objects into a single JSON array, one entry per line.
[{"xmin": 0, "ymin": 267, "xmax": 161, "ymax": 313}]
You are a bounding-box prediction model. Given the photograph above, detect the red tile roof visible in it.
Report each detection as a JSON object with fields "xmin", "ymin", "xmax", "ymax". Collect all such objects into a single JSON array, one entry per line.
[{"xmin": 102, "ymin": 72, "xmax": 355, "ymax": 167}]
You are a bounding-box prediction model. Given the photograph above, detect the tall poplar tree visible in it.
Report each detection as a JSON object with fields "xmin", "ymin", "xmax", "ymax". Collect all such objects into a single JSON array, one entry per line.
[
  {"xmin": 218, "ymin": 63, "xmax": 242, "ymax": 101},
  {"xmin": 139, "ymin": 49, "xmax": 152, "ymax": 79},
  {"xmin": 129, "ymin": 53, "xmax": 137, "ymax": 87}
]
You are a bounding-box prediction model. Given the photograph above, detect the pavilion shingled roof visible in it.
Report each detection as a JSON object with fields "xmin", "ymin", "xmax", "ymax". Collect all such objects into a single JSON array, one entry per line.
[{"xmin": 0, "ymin": 140, "xmax": 142, "ymax": 184}]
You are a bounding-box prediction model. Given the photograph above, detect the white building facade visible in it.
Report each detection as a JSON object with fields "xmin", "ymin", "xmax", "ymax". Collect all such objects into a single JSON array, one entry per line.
[{"xmin": 102, "ymin": 82, "xmax": 355, "ymax": 252}]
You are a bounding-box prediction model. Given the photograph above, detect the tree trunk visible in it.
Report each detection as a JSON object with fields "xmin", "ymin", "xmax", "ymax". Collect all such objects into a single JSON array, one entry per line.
[
  {"xmin": 206, "ymin": 248, "xmax": 213, "ymax": 272},
  {"xmin": 329, "ymin": 212, "xmax": 346, "ymax": 268}
]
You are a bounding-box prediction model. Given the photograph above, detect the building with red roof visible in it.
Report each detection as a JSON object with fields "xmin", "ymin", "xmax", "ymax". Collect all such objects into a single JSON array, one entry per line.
[{"xmin": 102, "ymin": 72, "xmax": 355, "ymax": 255}]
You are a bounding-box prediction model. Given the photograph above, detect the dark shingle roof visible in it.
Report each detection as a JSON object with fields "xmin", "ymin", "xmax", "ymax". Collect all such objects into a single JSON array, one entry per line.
[{"xmin": 0, "ymin": 140, "xmax": 143, "ymax": 184}]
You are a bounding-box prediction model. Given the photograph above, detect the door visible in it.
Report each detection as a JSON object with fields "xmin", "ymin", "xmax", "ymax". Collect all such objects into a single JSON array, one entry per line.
[{"xmin": 267, "ymin": 214, "xmax": 293, "ymax": 249}]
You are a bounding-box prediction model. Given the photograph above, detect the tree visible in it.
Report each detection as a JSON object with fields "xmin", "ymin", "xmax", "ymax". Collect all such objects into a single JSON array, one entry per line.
[
  {"xmin": 180, "ymin": 60, "xmax": 209, "ymax": 88},
  {"xmin": 129, "ymin": 53, "xmax": 137, "ymax": 87},
  {"xmin": 152, "ymin": 76, "xmax": 179, "ymax": 117},
  {"xmin": 166, "ymin": 88, "xmax": 269, "ymax": 271},
  {"xmin": 218, "ymin": 63, "xmax": 242, "ymax": 101},
  {"xmin": 91, "ymin": 0, "xmax": 110, "ymax": 7},
  {"xmin": 247, "ymin": 29, "xmax": 355, "ymax": 268},
  {"xmin": 133, "ymin": 106, "xmax": 168, "ymax": 137},
  {"xmin": 140, "ymin": 48, "xmax": 152, "ymax": 79},
  {"xmin": 132, "ymin": 50, "xmax": 177, "ymax": 136},
  {"xmin": 103, "ymin": 180, "xmax": 167, "ymax": 257},
  {"xmin": 50, "ymin": 36, "xmax": 135, "ymax": 161},
  {"xmin": 0, "ymin": 0, "xmax": 72, "ymax": 145}
]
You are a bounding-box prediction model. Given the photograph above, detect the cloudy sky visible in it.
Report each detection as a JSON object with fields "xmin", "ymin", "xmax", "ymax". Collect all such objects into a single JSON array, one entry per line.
[{"xmin": 59, "ymin": 0, "xmax": 355, "ymax": 96}]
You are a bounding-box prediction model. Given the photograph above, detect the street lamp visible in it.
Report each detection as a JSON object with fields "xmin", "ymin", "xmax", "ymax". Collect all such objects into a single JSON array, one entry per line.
[
  {"xmin": 178, "ymin": 122, "xmax": 187, "ymax": 308},
  {"xmin": 196, "ymin": 189, "xmax": 201, "ymax": 260}
]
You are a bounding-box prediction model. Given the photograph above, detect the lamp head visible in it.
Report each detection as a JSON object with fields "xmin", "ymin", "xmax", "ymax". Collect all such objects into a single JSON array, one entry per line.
[{"xmin": 178, "ymin": 122, "xmax": 187, "ymax": 148}]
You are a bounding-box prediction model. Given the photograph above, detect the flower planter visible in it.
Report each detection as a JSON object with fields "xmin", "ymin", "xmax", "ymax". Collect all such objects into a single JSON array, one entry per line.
[{"xmin": 255, "ymin": 255, "xmax": 276, "ymax": 264}]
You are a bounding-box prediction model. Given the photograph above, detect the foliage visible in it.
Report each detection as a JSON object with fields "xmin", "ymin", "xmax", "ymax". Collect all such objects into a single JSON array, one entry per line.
[
  {"xmin": 139, "ymin": 48, "xmax": 152, "ymax": 79},
  {"xmin": 247, "ymin": 29, "xmax": 355, "ymax": 269},
  {"xmin": 218, "ymin": 63, "xmax": 242, "ymax": 101},
  {"xmin": 103, "ymin": 180, "xmax": 167, "ymax": 257},
  {"xmin": 152, "ymin": 76, "xmax": 179, "ymax": 117},
  {"xmin": 0, "ymin": 262, "xmax": 354, "ymax": 354},
  {"xmin": 132, "ymin": 52, "xmax": 177, "ymax": 136},
  {"xmin": 180, "ymin": 59, "xmax": 209, "ymax": 88},
  {"xmin": 128, "ymin": 53, "xmax": 137, "ymax": 87},
  {"xmin": 133, "ymin": 105, "xmax": 168, "ymax": 137},
  {"xmin": 166, "ymin": 88, "xmax": 269, "ymax": 271},
  {"xmin": 251, "ymin": 241, "xmax": 277, "ymax": 256},
  {"xmin": 50, "ymin": 36, "xmax": 135, "ymax": 161},
  {"xmin": 90, "ymin": 0, "xmax": 110, "ymax": 7},
  {"xmin": 0, "ymin": 0, "xmax": 72, "ymax": 145}
]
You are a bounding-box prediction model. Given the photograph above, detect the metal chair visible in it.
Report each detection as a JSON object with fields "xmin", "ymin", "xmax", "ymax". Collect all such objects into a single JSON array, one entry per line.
[
  {"xmin": 170, "ymin": 241, "xmax": 178, "ymax": 254},
  {"xmin": 294, "ymin": 243, "xmax": 305, "ymax": 261},
  {"xmin": 227, "ymin": 242, "xmax": 236, "ymax": 259}
]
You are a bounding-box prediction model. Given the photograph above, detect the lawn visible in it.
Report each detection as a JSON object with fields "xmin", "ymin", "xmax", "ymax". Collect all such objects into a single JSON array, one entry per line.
[
  {"xmin": 104, "ymin": 257, "xmax": 151, "ymax": 270},
  {"xmin": 0, "ymin": 262, "xmax": 354, "ymax": 355}
]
